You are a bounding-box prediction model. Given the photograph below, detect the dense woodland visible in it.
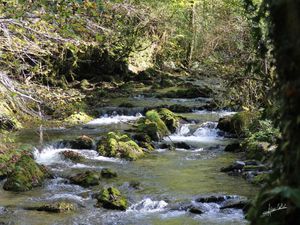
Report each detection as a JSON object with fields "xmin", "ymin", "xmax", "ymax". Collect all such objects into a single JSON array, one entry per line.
[{"xmin": 0, "ymin": 0, "xmax": 299, "ymax": 225}]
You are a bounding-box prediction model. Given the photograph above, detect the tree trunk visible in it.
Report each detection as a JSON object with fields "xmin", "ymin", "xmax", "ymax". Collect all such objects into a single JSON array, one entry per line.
[{"xmin": 186, "ymin": 0, "xmax": 196, "ymax": 68}]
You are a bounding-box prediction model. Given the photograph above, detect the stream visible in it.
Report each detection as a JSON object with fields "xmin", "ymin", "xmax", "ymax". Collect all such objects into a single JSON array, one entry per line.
[{"xmin": 0, "ymin": 96, "xmax": 258, "ymax": 225}]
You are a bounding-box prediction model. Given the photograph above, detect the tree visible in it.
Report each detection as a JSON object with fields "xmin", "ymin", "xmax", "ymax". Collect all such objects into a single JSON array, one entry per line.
[{"xmin": 248, "ymin": 0, "xmax": 300, "ymax": 224}]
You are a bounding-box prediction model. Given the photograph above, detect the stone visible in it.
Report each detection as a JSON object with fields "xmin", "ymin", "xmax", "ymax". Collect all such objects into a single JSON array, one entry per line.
[
  {"xmin": 3, "ymin": 155, "xmax": 50, "ymax": 192},
  {"xmin": 174, "ymin": 142, "xmax": 191, "ymax": 149},
  {"xmin": 62, "ymin": 135, "xmax": 95, "ymax": 150},
  {"xmin": 69, "ymin": 171, "xmax": 101, "ymax": 187},
  {"xmin": 60, "ymin": 150, "xmax": 85, "ymax": 163},
  {"xmin": 224, "ymin": 142, "xmax": 242, "ymax": 152},
  {"xmin": 97, "ymin": 132, "xmax": 144, "ymax": 160},
  {"xmin": 195, "ymin": 194, "xmax": 235, "ymax": 203},
  {"xmin": 94, "ymin": 187, "xmax": 128, "ymax": 210},
  {"xmin": 101, "ymin": 168, "xmax": 117, "ymax": 178},
  {"xmin": 26, "ymin": 201, "xmax": 76, "ymax": 213}
]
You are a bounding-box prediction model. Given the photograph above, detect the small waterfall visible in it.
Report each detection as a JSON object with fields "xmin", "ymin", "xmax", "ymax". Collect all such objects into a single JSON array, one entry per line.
[
  {"xmin": 128, "ymin": 198, "xmax": 168, "ymax": 213},
  {"xmin": 193, "ymin": 122, "xmax": 219, "ymax": 138},
  {"xmin": 87, "ymin": 113, "xmax": 143, "ymax": 125}
]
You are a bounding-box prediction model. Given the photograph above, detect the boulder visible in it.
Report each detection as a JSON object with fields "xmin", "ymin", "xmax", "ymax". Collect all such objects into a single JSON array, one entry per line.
[
  {"xmin": 224, "ymin": 142, "xmax": 242, "ymax": 152},
  {"xmin": 220, "ymin": 161, "xmax": 245, "ymax": 173},
  {"xmin": 64, "ymin": 112, "xmax": 93, "ymax": 125},
  {"xmin": 157, "ymin": 108, "xmax": 181, "ymax": 133},
  {"xmin": 60, "ymin": 151, "xmax": 85, "ymax": 163},
  {"xmin": 94, "ymin": 187, "xmax": 128, "ymax": 210},
  {"xmin": 101, "ymin": 168, "xmax": 117, "ymax": 178},
  {"xmin": 217, "ymin": 111, "xmax": 258, "ymax": 137},
  {"xmin": 174, "ymin": 142, "xmax": 191, "ymax": 149},
  {"xmin": 26, "ymin": 201, "xmax": 76, "ymax": 213},
  {"xmin": 3, "ymin": 155, "xmax": 50, "ymax": 192},
  {"xmin": 245, "ymin": 141, "xmax": 270, "ymax": 160},
  {"xmin": 62, "ymin": 135, "xmax": 95, "ymax": 150},
  {"xmin": 195, "ymin": 194, "xmax": 235, "ymax": 203},
  {"xmin": 69, "ymin": 171, "xmax": 101, "ymax": 187},
  {"xmin": 220, "ymin": 199, "xmax": 250, "ymax": 212},
  {"xmin": 97, "ymin": 132, "xmax": 144, "ymax": 160}
]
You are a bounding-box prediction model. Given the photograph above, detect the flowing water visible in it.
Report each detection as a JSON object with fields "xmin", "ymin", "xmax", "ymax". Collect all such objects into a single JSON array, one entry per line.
[{"xmin": 0, "ymin": 97, "xmax": 258, "ymax": 225}]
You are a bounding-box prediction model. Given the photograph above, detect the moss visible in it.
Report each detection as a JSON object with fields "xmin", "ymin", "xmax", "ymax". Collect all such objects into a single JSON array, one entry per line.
[
  {"xmin": 0, "ymin": 100, "xmax": 22, "ymax": 131},
  {"xmin": 158, "ymin": 108, "xmax": 180, "ymax": 133},
  {"xmin": 69, "ymin": 171, "xmax": 101, "ymax": 187},
  {"xmin": 251, "ymin": 173, "xmax": 269, "ymax": 185},
  {"xmin": 95, "ymin": 187, "xmax": 128, "ymax": 210},
  {"xmin": 217, "ymin": 111, "xmax": 259, "ymax": 137},
  {"xmin": 63, "ymin": 112, "xmax": 93, "ymax": 125},
  {"xmin": 27, "ymin": 201, "xmax": 76, "ymax": 213},
  {"xmin": 137, "ymin": 110, "xmax": 169, "ymax": 141},
  {"xmin": 3, "ymin": 155, "xmax": 49, "ymax": 192},
  {"xmin": 97, "ymin": 132, "xmax": 144, "ymax": 160},
  {"xmin": 244, "ymin": 141, "xmax": 270, "ymax": 160}
]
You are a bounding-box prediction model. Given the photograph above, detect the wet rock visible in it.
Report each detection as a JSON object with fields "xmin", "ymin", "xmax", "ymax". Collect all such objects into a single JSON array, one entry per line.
[
  {"xmin": 220, "ymin": 199, "xmax": 250, "ymax": 212},
  {"xmin": 26, "ymin": 201, "xmax": 76, "ymax": 213},
  {"xmin": 220, "ymin": 161, "xmax": 245, "ymax": 173},
  {"xmin": 158, "ymin": 87, "xmax": 211, "ymax": 99},
  {"xmin": 69, "ymin": 171, "xmax": 101, "ymax": 187},
  {"xmin": 60, "ymin": 151, "xmax": 85, "ymax": 163},
  {"xmin": 132, "ymin": 134, "xmax": 155, "ymax": 152},
  {"xmin": 251, "ymin": 173, "xmax": 269, "ymax": 185},
  {"xmin": 94, "ymin": 187, "xmax": 128, "ymax": 210},
  {"xmin": 224, "ymin": 142, "xmax": 242, "ymax": 152},
  {"xmin": 243, "ymin": 164, "xmax": 268, "ymax": 172},
  {"xmin": 195, "ymin": 194, "xmax": 235, "ymax": 203},
  {"xmin": 174, "ymin": 142, "xmax": 191, "ymax": 149},
  {"xmin": 189, "ymin": 206, "xmax": 204, "ymax": 214},
  {"xmin": 168, "ymin": 104, "xmax": 193, "ymax": 113},
  {"xmin": 3, "ymin": 155, "xmax": 50, "ymax": 192},
  {"xmin": 97, "ymin": 132, "xmax": 144, "ymax": 160},
  {"xmin": 119, "ymin": 102, "xmax": 134, "ymax": 108},
  {"xmin": 169, "ymin": 202, "xmax": 192, "ymax": 211},
  {"xmin": 101, "ymin": 168, "xmax": 117, "ymax": 178},
  {"xmin": 62, "ymin": 135, "xmax": 95, "ymax": 150}
]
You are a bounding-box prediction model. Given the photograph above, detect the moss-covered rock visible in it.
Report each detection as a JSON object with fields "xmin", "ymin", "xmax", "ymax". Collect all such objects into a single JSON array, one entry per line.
[
  {"xmin": 62, "ymin": 135, "xmax": 95, "ymax": 150},
  {"xmin": 0, "ymin": 146, "xmax": 21, "ymax": 178},
  {"xmin": 69, "ymin": 171, "xmax": 101, "ymax": 187},
  {"xmin": 137, "ymin": 110, "xmax": 169, "ymax": 141},
  {"xmin": 217, "ymin": 111, "xmax": 258, "ymax": 137},
  {"xmin": 60, "ymin": 151, "xmax": 85, "ymax": 163},
  {"xmin": 97, "ymin": 132, "xmax": 144, "ymax": 160},
  {"xmin": 3, "ymin": 155, "xmax": 49, "ymax": 192},
  {"xmin": 26, "ymin": 201, "xmax": 77, "ymax": 213},
  {"xmin": 101, "ymin": 168, "xmax": 117, "ymax": 178},
  {"xmin": 158, "ymin": 87, "xmax": 211, "ymax": 99},
  {"xmin": 0, "ymin": 100, "xmax": 22, "ymax": 131},
  {"xmin": 244, "ymin": 141, "xmax": 270, "ymax": 160},
  {"xmin": 251, "ymin": 173, "xmax": 269, "ymax": 185},
  {"xmin": 64, "ymin": 112, "xmax": 93, "ymax": 125},
  {"xmin": 157, "ymin": 108, "xmax": 180, "ymax": 133},
  {"xmin": 95, "ymin": 187, "xmax": 128, "ymax": 210},
  {"xmin": 132, "ymin": 134, "xmax": 155, "ymax": 151}
]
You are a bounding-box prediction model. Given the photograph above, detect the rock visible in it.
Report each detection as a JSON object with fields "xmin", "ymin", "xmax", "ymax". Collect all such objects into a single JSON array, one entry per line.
[
  {"xmin": 62, "ymin": 135, "xmax": 95, "ymax": 150},
  {"xmin": 189, "ymin": 206, "xmax": 204, "ymax": 214},
  {"xmin": 251, "ymin": 173, "xmax": 269, "ymax": 185},
  {"xmin": 137, "ymin": 110, "xmax": 169, "ymax": 141},
  {"xmin": 159, "ymin": 87, "xmax": 210, "ymax": 99},
  {"xmin": 94, "ymin": 187, "xmax": 128, "ymax": 210},
  {"xmin": 220, "ymin": 199, "xmax": 250, "ymax": 212},
  {"xmin": 101, "ymin": 168, "xmax": 117, "ymax": 178},
  {"xmin": 0, "ymin": 147, "xmax": 21, "ymax": 178},
  {"xmin": 157, "ymin": 108, "xmax": 181, "ymax": 133},
  {"xmin": 245, "ymin": 141, "xmax": 270, "ymax": 160},
  {"xmin": 119, "ymin": 102, "xmax": 134, "ymax": 108},
  {"xmin": 220, "ymin": 161, "xmax": 245, "ymax": 173},
  {"xmin": 132, "ymin": 134, "xmax": 155, "ymax": 151},
  {"xmin": 217, "ymin": 111, "xmax": 258, "ymax": 137},
  {"xmin": 243, "ymin": 165, "xmax": 268, "ymax": 172},
  {"xmin": 195, "ymin": 194, "xmax": 235, "ymax": 203},
  {"xmin": 3, "ymin": 155, "xmax": 50, "ymax": 192},
  {"xmin": 64, "ymin": 112, "xmax": 93, "ymax": 125},
  {"xmin": 26, "ymin": 201, "xmax": 77, "ymax": 213},
  {"xmin": 0, "ymin": 115, "xmax": 18, "ymax": 131},
  {"xmin": 97, "ymin": 132, "xmax": 144, "ymax": 160},
  {"xmin": 224, "ymin": 142, "xmax": 242, "ymax": 152},
  {"xmin": 69, "ymin": 171, "xmax": 101, "ymax": 187},
  {"xmin": 168, "ymin": 104, "xmax": 193, "ymax": 113},
  {"xmin": 174, "ymin": 142, "xmax": 191, "ymax": 149},
  {"xmin": 60, "ymin": 151, "xmax": 85, "ymax": 163}
]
